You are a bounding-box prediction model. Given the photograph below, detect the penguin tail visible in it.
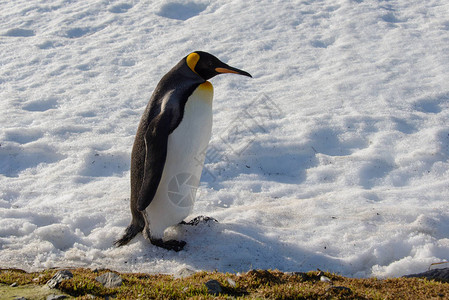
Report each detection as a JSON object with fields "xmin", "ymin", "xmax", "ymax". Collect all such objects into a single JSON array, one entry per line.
[{"xmin": 114, "ymin": 223, "xmax": 144, "ymax": 247}]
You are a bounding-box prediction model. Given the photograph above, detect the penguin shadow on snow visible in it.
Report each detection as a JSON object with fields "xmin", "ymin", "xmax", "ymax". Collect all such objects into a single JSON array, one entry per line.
[
  {"xmin": 203, "ymin": 120, "xmax": 374, "ymax": 188},
  {"xmin": 169, "ymin": 221, "xmax": 347, "ymax": 274},
  {"xmin": 203, "ymin": 139, "xmax": 318, "ymax": 188}
]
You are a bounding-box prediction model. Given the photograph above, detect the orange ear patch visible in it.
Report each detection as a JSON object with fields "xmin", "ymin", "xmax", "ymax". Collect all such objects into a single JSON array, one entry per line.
[{"xmin": 186, "ymin": 52, "xmax": 200, "ymax": 74}]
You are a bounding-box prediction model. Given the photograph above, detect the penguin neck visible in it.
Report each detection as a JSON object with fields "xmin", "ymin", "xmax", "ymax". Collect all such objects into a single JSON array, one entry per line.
[
  {"xmin": 196, "ymin": 81, "xmax": 214, "ymax": 103},
  {"xmin": 174, "ymin": 60, "xmax": 207, "ymax": 83}
]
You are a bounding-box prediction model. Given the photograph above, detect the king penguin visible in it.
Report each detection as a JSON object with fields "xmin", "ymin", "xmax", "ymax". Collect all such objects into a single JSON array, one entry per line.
[{"xmin": 115, "ymin": 51, "xmax": 252, "ymax": 251}]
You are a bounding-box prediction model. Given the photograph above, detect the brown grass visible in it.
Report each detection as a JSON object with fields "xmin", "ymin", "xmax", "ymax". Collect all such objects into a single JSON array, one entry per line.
[{"xmin": 1, "ymin": 268, "xmax": 448, "ymax": 299}]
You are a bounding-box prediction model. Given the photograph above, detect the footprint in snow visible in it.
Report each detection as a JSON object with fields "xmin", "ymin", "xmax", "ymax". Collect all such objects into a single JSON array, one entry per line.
[
  {"xmin": 65, "ymin": 27, "xmax": 91, "ymax": 38},
  {"xmin": 3, "ymin": 28, "xmax": 35, "ymax": 37},
  {"xmin": 22, "ymin": 97, "xmax": 58, "ymax": 112},
  {"xmin": 381, "ymin": 13, "xmax": 402, "ymax": 24},
  {"xmin": 414, "ymin": 100, "xmax": 441, "ymax": 114},
  {"xmin": 3, "ymin": 128, "xmax": 44, "ymax": 144},
  {"xmin": 36, "ymin": 40, "xmax": 60, "ymax": 50},
  {"xmin": 308, "ymin": 127, "xmax": 357, "ymax": 156},
  {"xmin": 108, "ymin": 3, "xmax": 133, "ymax": 14},
  {"xmin": 156, "ymin": 2, "xmax": 207, "ymax": 21},
  {"xmin": 390, "ymin": 117, "xmax": 418, "ymax": 135},
  {"xmin": 311, "ymin": 37, "xmax": 335, "ymax": 48},
  {"xmin": 358, "ymin": 159, "xmax": 394, "ymax": 189},
  {"xmin": 413, "ymin": 94, "xmax": 448, "ymax": 114},
  {"xmin": 325, "ymin": 5, "xmax": 340, "ymax": 12},
  {"xmin": 64, "ymin": 25, "xmax": 106, "ymax": 39}
]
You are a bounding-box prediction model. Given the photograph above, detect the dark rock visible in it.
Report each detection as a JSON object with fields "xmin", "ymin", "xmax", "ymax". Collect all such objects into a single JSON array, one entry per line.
[
  {"xmin": 205, "ymin": 279, "xmax": 222, "ymax": 295},
  {"xmin": 13, "ymin": 297, "xmax": 27, "ymax": 300},
  {"xmin": 47, "ymin": 270, "xmax": 73, "ymax": 289},
  {"xmin": 404, "ymin": 268, "xmax": 449, "ymax": 282},
  {"xmin": 95, "ymin": 272, "xmax": 122, "ymax": 288}
]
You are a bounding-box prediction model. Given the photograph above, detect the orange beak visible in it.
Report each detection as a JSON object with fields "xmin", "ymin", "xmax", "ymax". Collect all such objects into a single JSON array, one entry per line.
[{"xmin": 215, "ymin": 66, "xmax": 252, "ymax": 78}]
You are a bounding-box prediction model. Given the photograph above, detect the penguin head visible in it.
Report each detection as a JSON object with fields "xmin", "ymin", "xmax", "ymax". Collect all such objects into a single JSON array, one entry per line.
[{"xmin": 186, "ymin": 51, "xmax": 252, "ymax": 80}]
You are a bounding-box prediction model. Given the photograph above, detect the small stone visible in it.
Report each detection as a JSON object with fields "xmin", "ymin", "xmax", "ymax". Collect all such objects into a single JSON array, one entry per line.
[
  {"xmin": 205, "ymin": 279, "xmax": 222, "ymax": 295},
  {"xmin": 13, "ymin": 297, "xmax": 27, "ymax": 300},
  {"xmin": 95, "ymin": 272, "xmax": 122, "ymax": 288},
  {"xmin": 33, "ymin": 274, "xmax": 46, "ymax": 283},
  {"xmin": 46, "ymin": 294, "xmax": 67, "ymax": 300},
  {"xmin": 175, "ymin": 267, "xmax": 196, "ymax": 279},
  {"xmin": 10, "ymin": 282, "xmax": 18, "ymax": 287},
  {"xmin": 47, "ymin": 270, "xmax": 73, "ymax": 289},
  {"xmin": 227, "ymin": 278, "xmax": 236, "ymax": 287}
]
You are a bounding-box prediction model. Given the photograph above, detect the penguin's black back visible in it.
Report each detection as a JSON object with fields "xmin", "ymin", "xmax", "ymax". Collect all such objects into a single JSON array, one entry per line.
[{"xmin": 130, "ymin": 58, "xmax": 205, "ymax": 212}]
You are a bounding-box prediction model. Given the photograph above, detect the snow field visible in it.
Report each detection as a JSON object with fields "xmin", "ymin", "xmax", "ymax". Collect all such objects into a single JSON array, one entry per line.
[{"xmin": 1, "ymin": 0, "xmax": 448, "ymax": 277}]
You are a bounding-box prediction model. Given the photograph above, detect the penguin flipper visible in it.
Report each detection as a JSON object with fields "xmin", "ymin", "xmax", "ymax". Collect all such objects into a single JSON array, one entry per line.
[{"xmin": 136, "ymin": 111, "xmax": 173, "ymax": 212}]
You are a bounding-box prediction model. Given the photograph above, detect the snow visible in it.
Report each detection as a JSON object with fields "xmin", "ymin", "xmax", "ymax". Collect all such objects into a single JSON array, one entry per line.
[{"xmin": 1, "ymin": 0, "xmax": 448, "ymax": 278}]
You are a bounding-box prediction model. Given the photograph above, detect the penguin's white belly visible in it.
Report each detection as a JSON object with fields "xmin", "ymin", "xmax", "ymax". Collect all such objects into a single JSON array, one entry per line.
[{"xmin": 146, "ymin": 82, "xmax": 213, "ymax": 239}]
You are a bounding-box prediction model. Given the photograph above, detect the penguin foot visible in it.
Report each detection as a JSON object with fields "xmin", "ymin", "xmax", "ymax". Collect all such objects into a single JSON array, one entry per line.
[
  {"xmin": 150, "ymin": 238, "xmax": 186, "ymax": 252},
  {"xmin": 114, "ymin": 223, "xmax": 144, "ymax": 247},
  {"xmin": 181, "ymin": 215, "xmax": 218, "ymax": 226}
]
